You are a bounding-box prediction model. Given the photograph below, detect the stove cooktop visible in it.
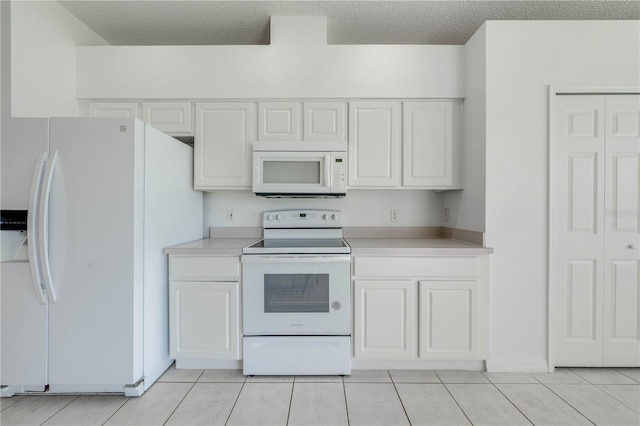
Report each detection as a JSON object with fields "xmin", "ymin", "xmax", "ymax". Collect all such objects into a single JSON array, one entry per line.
[{"xmin": 243, "ymin": 238, "xmax": 351, "ymax": 254}]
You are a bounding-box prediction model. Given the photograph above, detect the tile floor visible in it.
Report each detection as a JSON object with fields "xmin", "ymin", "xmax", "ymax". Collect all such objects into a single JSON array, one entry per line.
[{"xmin": 1, "ymin": 367, "xmax": 638, "ymax": 425}]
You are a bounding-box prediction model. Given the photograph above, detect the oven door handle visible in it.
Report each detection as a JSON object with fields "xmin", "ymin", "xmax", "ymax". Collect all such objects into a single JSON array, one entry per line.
[{"xmin": 241, "ymin": 255, "xmax": 351, "ymax": 264}]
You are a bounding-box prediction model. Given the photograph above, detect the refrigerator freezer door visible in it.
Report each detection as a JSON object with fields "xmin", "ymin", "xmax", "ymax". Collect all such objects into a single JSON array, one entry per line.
[
  {"xmin": 0, "ymin": 262, "xmax": 47, "ymax": 393},
  {"xmin": 46, "ymin": 118, "xmax": 144, "ymax": 392}
]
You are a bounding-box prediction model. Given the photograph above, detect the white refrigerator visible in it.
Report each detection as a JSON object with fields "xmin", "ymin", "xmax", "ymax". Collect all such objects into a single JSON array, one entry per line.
[{"xmin": 0, "ymin": 117, "xmax": 203, "ymax": 396}]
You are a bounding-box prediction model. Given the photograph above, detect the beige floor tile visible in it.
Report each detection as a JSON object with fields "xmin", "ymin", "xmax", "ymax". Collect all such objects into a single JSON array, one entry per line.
[
  {"xmin": 198, "ymin": 369, "xmax": 246, "ymax": 383},
  {"xmin": 390, "ymin": 369, "xmax": 440, "ymax": 383},
  {"xmin": 344, "ymin": 383, "xmax": 409, "ymax": 425},
  {"xmin": 0, "ymin": 395, "xmax": 25, "ymax": 412},
  {"xmin": 245, "ymin": 374, "xmax": 294, "ymax": 383},
  {"xmin": 288, "ymin": 383, "xmax": 348, "ymax": 426},
  {"xmin": 597, "ymin": 384, "xmax": 640, "ymax": 413},
  {"xmin": 343, "ymin": 369, "xmax": 391, "ymax": 382},
  {"xmin": 294, "ymin": 375, "xmax": 343, "ymax": 382},
  {"xmin": 436, "ymin": 370, "xmax": 490, "ymax": 383},
  {"xmin": 396, "ymin": 383, "xmax": 470, "ymax": 425},
  {"xmin": 446, "ymin": 384, "xmax": 531, "ymax": 425},
  {"xmin": 226, "ymin": 383, "xmax": 292, "ymax": 425},
  {"xmin": 532, "ymin": 368, "xmax": 589, "ymax": 384},
  {"xmin": 43, "ymin": 395, "xmax": 127, "ymax": 426},
  {"xmin": 104, "ymin": 382, "xmax": 192, "ymax": 426},
  {"xmin": 616, "ymin": 368, "xmax": 640, "ymax": 382},
  {"xmin": 0, "ymin": 395, "xmax": 77, "ymax": 426},
  {"xmin": 165, "ymin": 382, "xmax": 243, "ymax": 426},
  {"xmin": 484, "ymin": 372, "xmax": 538, "ymax": 384},
  {"xmin": 571, "ymin": 367, "xmax": 638, "ymax": 384},
  {"xmin": 548, "ymin": 384, "xmax": 640, "ymax": 425},
  {"xmin": 157, "ymin": 364, "xmax": 203, "ymax": 383},
  {"xmin": 497, "ymin": 383, "xmax": 591, "ymax": 425}
]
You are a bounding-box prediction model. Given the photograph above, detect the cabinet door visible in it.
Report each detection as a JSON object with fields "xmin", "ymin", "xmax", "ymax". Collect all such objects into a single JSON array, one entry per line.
[
  {"xmin": 87, "ymin": 102, "xmax": 139, "ymax": 118},
  {"xmin": 257, "ymin": 102, "xmax": 302, "ymax": 141},
  {"xmin": 169, "ymin": 281, "xmax": 240, "ymax": 360},
  {"xmin": 353, "ymin": 280, "xmax": 417, "ymax": 359},
  {"xmin": 303, "ymin": 102, "xmax": 346, "ymax": 142},
  {"xmin": 142, "ymin": 101, "xmax": 193, "ymax": 134},
  {"xmin": 348, "ymin": 102, "xmax": 401, "ymax": 187},
  {"xmin": 419, "ymin": 281, "xmax": 477, "ymax": 360},
  {"xmin": 403, "ymin": 101, "xmax": 456, "ymax": 188},
  {"xmin": 194, "ymin": 102, "xmax": 254, "ymax": 189}
]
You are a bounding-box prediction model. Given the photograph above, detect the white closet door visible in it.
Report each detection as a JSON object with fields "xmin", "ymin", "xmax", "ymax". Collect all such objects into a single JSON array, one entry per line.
[
  {"xmin": 554, "ymin": 95, "xmax": 606, "ymax": 366},
  {"xmin": 603, "ymin": 95, "xmax": 640, "ymax": 366}
]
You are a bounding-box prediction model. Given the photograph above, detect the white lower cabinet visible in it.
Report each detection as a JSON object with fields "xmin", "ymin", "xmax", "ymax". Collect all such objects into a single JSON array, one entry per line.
[
  {"xmin": 352, "ymin": 255, "xmax": 488, "ymax": 363},
  {"xmin": 168, "ymin": 255, "xmax": 241, "ymax": 368},
  {"xmin": 353, "ymin": 280, "xmax": 417, "ymax": 359},
  {"xmin": 170, "ymin": 281, "xmax": 239, "ymax": 360},
  {"xmin": 419, "ymin": 281, "xmax": 477, "ymax": 359}
]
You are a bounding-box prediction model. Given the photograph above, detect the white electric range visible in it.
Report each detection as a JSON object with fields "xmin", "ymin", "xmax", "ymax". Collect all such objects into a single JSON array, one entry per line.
[{"xmin": 241, "ymin": 209, "xmax": 351, "ymax": 375}]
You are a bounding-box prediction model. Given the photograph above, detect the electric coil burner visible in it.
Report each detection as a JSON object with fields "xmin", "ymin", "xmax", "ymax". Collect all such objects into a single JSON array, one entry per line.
[{"xmin": 241, "ymin": 209, "xmax": 351, "ymax": 375}]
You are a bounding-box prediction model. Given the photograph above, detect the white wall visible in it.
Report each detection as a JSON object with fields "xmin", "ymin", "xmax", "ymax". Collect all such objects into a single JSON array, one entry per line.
[
  {"xmin": 10, "ymin": 1, "xmax": 107, "ymax": 117},
  {"xmin": 484, "ymin": 20, "xmax": 640, "ymax": 371},
  {"xmin": 76, "ymin": 16, "xmax": 464, "ymax": 99},
  {"xmin": 443, "ymin": 24, "xmax": 486, "ymax": 234},
  {"xmin": 204, "ymin": 189, "xmax": 444, "ymax": 230}
]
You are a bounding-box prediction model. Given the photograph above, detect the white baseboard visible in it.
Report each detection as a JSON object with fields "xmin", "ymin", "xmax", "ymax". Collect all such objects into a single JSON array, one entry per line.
[
  {"xmin": 175, "ymin": 359, "xmax": 242, "ymax": 369},
  {"xmin": 352, "ymin": 359, "xmax": 485, "ymax": 370},
  {"xmin": 485, "ymin": 359, "xmax": 549, "ymax": 373}
]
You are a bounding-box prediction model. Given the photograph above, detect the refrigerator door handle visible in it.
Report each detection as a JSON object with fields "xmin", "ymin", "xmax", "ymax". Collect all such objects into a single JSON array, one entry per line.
[
  {"xmin": 28, "ymin": 151, "xmax": 47, "ymax": 304},
  {"xmin": 38, "ymin": 151, "xmax": 58, "ymax": 303}
]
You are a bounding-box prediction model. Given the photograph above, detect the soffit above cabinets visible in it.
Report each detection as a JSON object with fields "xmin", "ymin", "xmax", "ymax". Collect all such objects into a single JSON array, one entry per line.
[{"xmin": 58, "ymin": 0, "xmax": 640, "ymax": 46}]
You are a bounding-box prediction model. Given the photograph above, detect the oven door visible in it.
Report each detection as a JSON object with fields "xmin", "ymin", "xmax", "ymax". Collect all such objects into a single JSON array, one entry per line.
[{"xmin": 241, "ymin": 254, "xmax": 351, "ymax": 335}]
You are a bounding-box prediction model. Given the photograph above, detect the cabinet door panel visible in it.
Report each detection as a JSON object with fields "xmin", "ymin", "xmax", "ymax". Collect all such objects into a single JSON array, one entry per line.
[
  {"xmin": 169, "ymin": 281, "xmax": 240, "ymax": 360},
  {"xmin": 419, "ymin": 281, "xmax": 477, "ymax": 359},
  {"xmin": 304, "ymin": 102, "xmax": 346, "ymax": 142},
  {"xmin": 403, "ymin": 101, "xmax": 454, "ymax": 187},
  {"xmin": 348, "ymin": 102, "xmax": 401, "ymax": 187},
  {"xmin": 195, "ymin": 102, "xmax": 254, "ymax": 189},
  {"xmin": 87, "ymin": 102, "xmax": 139, "ymax": 118},
  {"xmin": 258, "ymin": 102, "xmax": 301, "ymax": 141},
  {"xmin": 353, "ymin": 280, "xmax": 416, "ymax": 359},
  {"xmin": 142, "ymin": 101, "xmax": 193, "ymax": 134}
]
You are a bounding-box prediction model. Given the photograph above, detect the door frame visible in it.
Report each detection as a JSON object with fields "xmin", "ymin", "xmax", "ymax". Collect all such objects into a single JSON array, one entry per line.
[{"xmin": 547, "ymin": 86, "xmax": 640, "ymax": 372}]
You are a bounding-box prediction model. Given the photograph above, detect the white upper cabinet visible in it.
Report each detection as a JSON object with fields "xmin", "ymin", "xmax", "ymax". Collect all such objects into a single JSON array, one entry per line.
[
  {"xmin": 348, "ymin": 102, "xmax": 402, "ymax": 187},
  {"xmin": 86, "ymin": 102, "xmax": 140, "ymax": 119},
  {"xmin": 403, "ymin": 101, "xmax": 461, "ymax": 189},
  {"xmin": 84, "ymin": 101, "xmax": 193, "ymax": 136},
  {"xmin": 142, "ymin": 101, "xmax": 193, "ymax": 135},
  {"xmin": 194, "ymin": 102, "xmax": 255, "ymax": 190},
  {"xmin": 257, "ymin": 102, "xmax": 302, "ymax": 141},
  {"xmin": 304, "ymin": 102, "xmax": 347, "ymax": 142}
]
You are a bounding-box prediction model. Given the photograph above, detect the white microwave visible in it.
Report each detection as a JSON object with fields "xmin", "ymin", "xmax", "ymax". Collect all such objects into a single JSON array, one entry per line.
[{"xmin": 252, "ymin": 142, "xmax": 347, "ymax": 198}]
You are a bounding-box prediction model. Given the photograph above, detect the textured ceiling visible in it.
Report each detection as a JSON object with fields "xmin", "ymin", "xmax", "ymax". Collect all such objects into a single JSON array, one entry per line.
[{"xmin": 59, "ymin": 0, "xmax": 640, "ymax": 46}]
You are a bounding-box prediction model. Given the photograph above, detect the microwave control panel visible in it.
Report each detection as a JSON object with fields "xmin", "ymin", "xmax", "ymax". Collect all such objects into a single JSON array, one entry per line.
[{"xmin": 332, "ymin": 154, "xmax": 347, "ymax": 190}]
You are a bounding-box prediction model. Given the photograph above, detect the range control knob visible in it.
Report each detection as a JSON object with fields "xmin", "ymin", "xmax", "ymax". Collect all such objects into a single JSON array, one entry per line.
[
  {"xmin": 322, "ymin": 214, "xmax": 329, "ymax": 220},
  {"xmin": 266, "ymin": 214, "xmax": 274, "ymax": 221},
  {"xmin": 275, "ymin": 214, "xmax": 282, "ymax": 221},
  {"xmin": 331, "ymin": 214, "xmax": 337, "ymax": 220}
]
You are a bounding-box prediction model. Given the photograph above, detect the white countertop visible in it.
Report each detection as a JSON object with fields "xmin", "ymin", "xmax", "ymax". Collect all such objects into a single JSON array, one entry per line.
[
  {"xmin": 346, "ymin": 238, "xmax": 493, "ymax": 255},
  {"xmin": 163, "ymin": 238, "xmax": 259, "ymax": 256},
  {"xmin": 164, "ymin": 237, "xmax": 492, "ymax": 256}
]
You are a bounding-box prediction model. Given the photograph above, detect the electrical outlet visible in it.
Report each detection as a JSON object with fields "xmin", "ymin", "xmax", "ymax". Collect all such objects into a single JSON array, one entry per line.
[
  {"xmin": 226, "ymin": 209, "xmax": 235, "ymax": 221},
  {"xmin": 390, "ymin": 209, "xmax": 400, "ymax": 222},
  {"xmin": 444, "ymin": 207, "xmax": 450, "ymax": 223}
]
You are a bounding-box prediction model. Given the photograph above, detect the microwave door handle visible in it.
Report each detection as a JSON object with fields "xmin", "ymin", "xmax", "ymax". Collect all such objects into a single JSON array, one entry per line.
[{"xmin": 323, "ymin": 155, "xmax": 330, "ymax": 188}]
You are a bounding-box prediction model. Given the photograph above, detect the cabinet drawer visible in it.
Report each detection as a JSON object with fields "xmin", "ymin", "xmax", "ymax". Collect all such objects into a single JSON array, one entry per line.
[
  {"xmin": 353, "ymin": 256, "xmax": 477, "ymax": 279},
  {"xmin": 169, "ymin": 256, "xmax": 240, "ymax": 281}
]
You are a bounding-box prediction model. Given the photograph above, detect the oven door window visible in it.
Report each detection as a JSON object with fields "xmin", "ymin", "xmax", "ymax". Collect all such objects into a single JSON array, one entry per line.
[{"xmin": 264, "ymin": 273, "xmax": 329, "ymax": 313}]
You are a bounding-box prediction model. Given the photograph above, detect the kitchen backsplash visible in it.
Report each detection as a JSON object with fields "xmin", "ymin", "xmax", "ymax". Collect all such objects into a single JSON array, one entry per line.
[{"xmin": 203, "ymin": 190, "xmax": 444, "ymax": 229}]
